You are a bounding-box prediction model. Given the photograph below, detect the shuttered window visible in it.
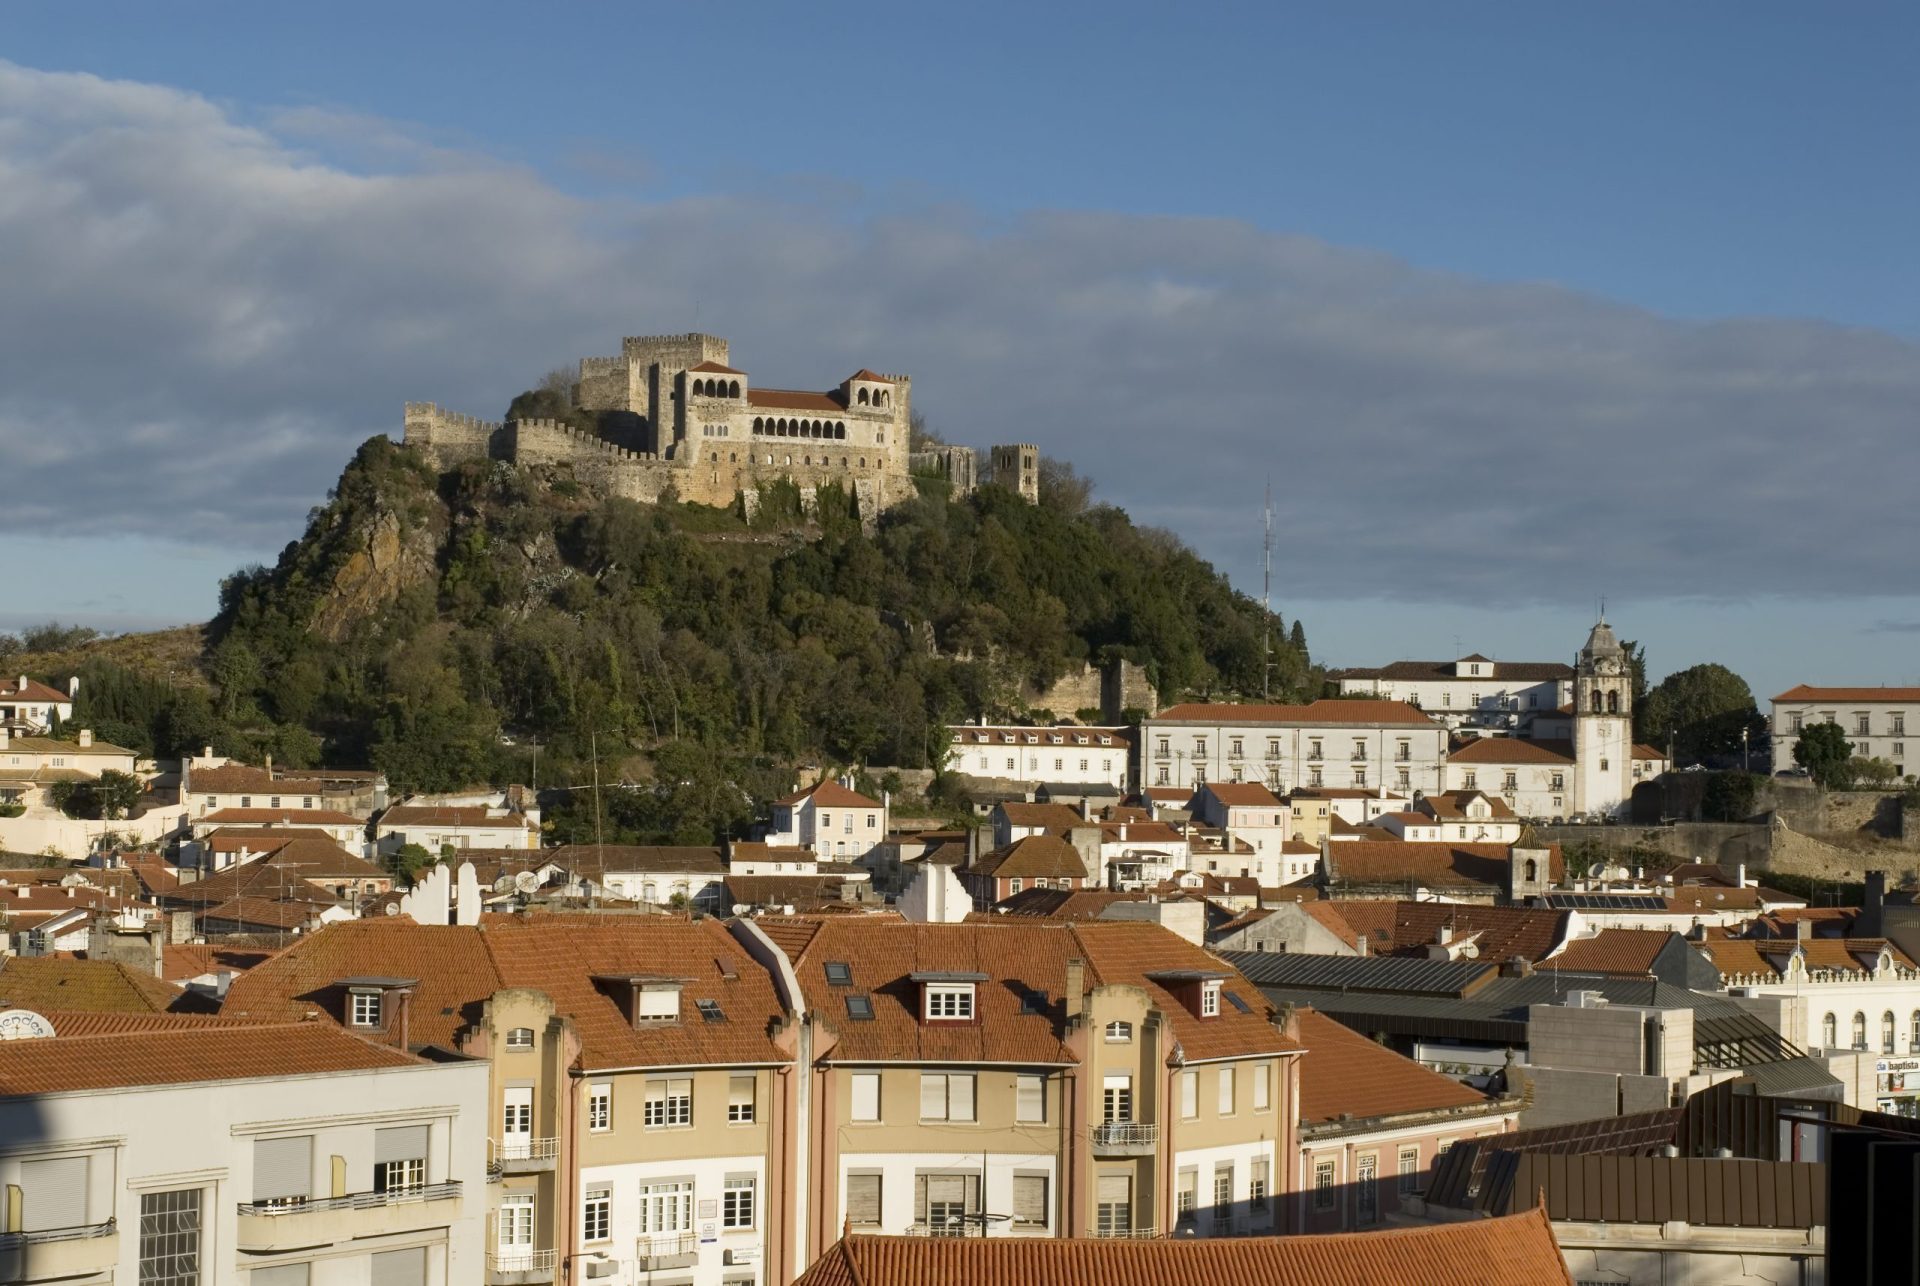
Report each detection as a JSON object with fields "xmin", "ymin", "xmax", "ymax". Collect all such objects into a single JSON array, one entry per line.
[
  {"xmin": 1095, "ymin": 1173, "xmax": 1132, "ymax": 1235},
  {"xmin": 850, "ymin": 1072, "xmax": 880, "ymax": 1122},
  {"xmin": 1217, "ymin": 1067, "xmax": 1235, "ymax": 1115},
  {"xmin": 252, "ymin": 1265, "xmax": 310, "ymax": 1286},
  {"xmin": 20, "ymin": 1156, "xmax": 87, "ymax": 1231},
  {"xmin": 1252, "ymin": 1061, "xmax": 1271, "ymax": 1112},
  {"xmin": 1011, "ymin": 1173, "xmax": 1048, "ymax": 1227},
  {"xmin": 919, "ymin": 1073, "xmax": 975, "ymax": 1121},
  {"xmin": 370, "ymin": 1246, "xmax": 426, "ymax": 1286},
  {"xmin": 845, "ymin": 1172, "xmax": 882, "ymax": 1226},
  {"xmin": 914, "ymin": 1172, "xmax": 980, "ymax": 1229},
  {"xmin": 1179, "ymin": 1070, "xmax": 1197, "ymax": 1119},
  {"xmin": 728, "ymin": 1074, "xmax": 756, "ymax": 1123},
  {"xmin": 1015, "ymin": 1074, "xmax": 1045, "ymax": 1123},
  {"xmin": 919, "ymin": 1073, "xmax": 944, "ymax": 1119},
  {"xmin": 374, "ymin": 1125, "xmax": 428, "ymax": 1165},
  {"xmin": 252, "ymin": 1136, "xmax": 313, "ymax": 1202}
]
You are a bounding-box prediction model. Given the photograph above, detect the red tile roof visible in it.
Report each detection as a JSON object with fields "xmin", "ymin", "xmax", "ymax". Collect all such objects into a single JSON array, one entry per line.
[
  {"xmin": 1325, "ymin": 842, "xmax": 1563, "ymax": 890},
  {"xmin": 995, "ymin": 801, "xmax": 1088, "ymax": 831},
  {"xmin": 202, "ymin": 807, "xmax": 365, "ymax": 827},
  {"xmin": 688, "ymin": 360, "xmax": 743, "ymax": 374},
  {"xmin": 848, "ymin": 369, "xmax": 891, "ymax": 383},
  {"xmin": 774, "ymin": 780, "xmax": 882, "ymax": 808},
  {"xmin": 1296, "ymin": 1008, "xmax": 1494, "ymax": 1125},
  {"xmin": 1197, "ymin": 782, "xmax": 1284, "ymax": 808},
  {"xmin": 968, "ymin": 835, "xmax": 1089, "ymax": 881},
  {"xmin": 1697, "ymin": 936, "xmax": 1914, "ymax": 980},
  {"xmin": 1775, "ymin": 685, "xmax": 1920, "ymax": 702},
  {"xmin": 794, "ymin": 1208, "xmax": 1573, "ymax": 1286},
  {"xmin": 1632, "ymin": 743, "xmax": 1667, "ymax": 760},
  {"xmin": 1542, "ymin": 928, "xmax": 1675, "ymax": 976},
  {"xmin": 1418, "ymin": 790, "xmax": 1518, "ymax": 821},
  {"xmin": 377, "ymin": 805, "xmax": 535, "ymax": 831},
  {"xmin": 0, "ymin": 955, "xmax": 184, "ymax": 1013},
  {"xmin": 1448, "ymin": 737, "xmax": 1576, "ymax": 765},
  {"xmin": 747, "ymin": 387, "xmax": 847, "ymax": 413},
  {"xmin": 161, "ymin": 944, "xmax": 273, "ymax": 982},
  {"xmin": 1154, "ymin": 699, "xmax": 1438, "ymax": 727},
  {"xmin": 0, "ymin": 1023, "xmax": 422, "ymax": 1096},
  {"xmin": 0, "ymin": 678, "xmax": 72, "ymax": 704},
  {"xmin": 1325, "ymin": 900, "xmax": 1571, "ymax": 962}
]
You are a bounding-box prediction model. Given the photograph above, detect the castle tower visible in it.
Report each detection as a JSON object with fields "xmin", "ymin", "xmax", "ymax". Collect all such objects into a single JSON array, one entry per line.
[
  {"xmin": 1572, "ymin": 618, "xmax": 1632, "ymax": 819},
  {"xmin": 990, "ymin": 444, "xmax": 1040, "ymax": 504}
]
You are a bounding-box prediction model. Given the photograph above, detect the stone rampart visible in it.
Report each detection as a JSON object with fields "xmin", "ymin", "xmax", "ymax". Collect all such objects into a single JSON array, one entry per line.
[{"xmin": 404, "ymin": 402, "xmax": 501, "ymax": 469}]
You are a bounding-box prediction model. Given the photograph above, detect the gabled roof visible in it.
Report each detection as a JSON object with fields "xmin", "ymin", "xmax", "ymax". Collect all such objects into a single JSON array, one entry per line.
[
  {"xmin": 0, "ymin": 678, "xmax": 72, "ymax": 704},
  {"xmin": 1196, "ymin": 781, "xmax": 1284, "ymax": 808},
  {"xmin": 989, "ymin": 888, "xmax": 1185, "ymax": 921},
  {"xmin": 847, "ymin": 368, "xmax": 891, "ymax": 383},
  {"xmin": 1632, "ymin": 743, "xmax": 1667, "ymax": 760},
  {"xmin": 994, "ymin": 801, "xmax": 1087, "ymax": 831},
  {"xmin": 2, "ymin": 734, "xmax": 135, "ymax": 756},
  {"xmin": 1448, "ymin": 737, "xmax": 1576, "ymax": 765},
  {"xmin": 554, "ymin": 844, "xmax": 726, "ymax": 877},
  {"xmin": 747, "ymin": 387, "xmax": 847, "ymax": 413},
  {"xmin": 1153, "ymin": 699, "xmax": 1439, "ymax": 727},
  {"xmin": 376, "ymin": 805, "xmax": 535, "ymax": 831},
  {"xmin": 968, "ymin": 834, "xmax": 1089, "ymax": 881},
  {"xmin": 199, "ymin": 896, "xmax": 335, "ymax": 930},
  {"xmin": 0, "ymin": 955, "xmax": 185, "ymax": 1013},
  {"xmin": 1774, "ymin": 685, "xmax": 1920, "ymax": 702},
  {"xmin": 1296, "ymin": 1007, "xmax": 1497, "ymax": 1127},
  {"xmin": 688, "ymin": 360, "xmax": 743, "ymax": 374},
  {"xmin": 1325, "ymin": 842, "xmax": 1563, "ymax": 890},
  {"xmin": 1419, "ymin": 790, "xmax": 1518, "ymax": 821},
  {"xmin": 1542, "ymin": 928, "xmax": 1676, "ymax": 976},
  {"xmin": 202, "ymin": 807, "xmax": 365, "ymax": 827},
  {"xmin": 1325, "ymin": 901, "xmax": 1572, "ymax": 963},
  {"xmin": 793, "ymin": 1209, "xmax": 1574, "ymax": 1286},
  {"xmin": 1697, "ymin": 936, "xmax": 1914, "ymax": 981},
  {"xmin": 0, "ymin": 1022, "xmax": 424, "ymax": 1097},
  {"xmin": 774, "ymin": 780, "xmax": 882, "ymax": 809},
  {"xmin": 1337, "ymin": 658, "xmax": 1573, "ymax": 683}
]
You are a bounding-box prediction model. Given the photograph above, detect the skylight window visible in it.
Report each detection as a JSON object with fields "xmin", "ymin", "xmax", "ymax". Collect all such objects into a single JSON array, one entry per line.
[
  {"xmin": 1224, "ymin": 990, "xmax": 1252, "ymax": 1014},
  {"xmin": 845, "ymin": 995, "xmax": 874, "ymax": 1021},
  {"xmin": 824, "ymin": 961, "xmax": 853, "ymax": 987},
  {"xmin": 1020, "ymin": 989, "xmax": 1049, "ymax": 1015},
  {"xmin": 696, "ymin": 999, "xmax": 726, "ymax": 1023}
]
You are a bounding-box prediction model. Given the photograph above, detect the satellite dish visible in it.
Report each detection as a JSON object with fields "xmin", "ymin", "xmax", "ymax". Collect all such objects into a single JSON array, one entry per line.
[
  {"xmin": 514, "ymin": 870, "xmax": 540, "ymax": 894},
  {"xmin": 1587, "ymin": 862, "xmax": 1608, "ymax": 879},
  {"xmin": 383, "ymin": 903, "xmax": 401, "ymax": 916},
  {"xmin": 0, "ymin": 1008, "xmax": 57, "ymax": 1040}
]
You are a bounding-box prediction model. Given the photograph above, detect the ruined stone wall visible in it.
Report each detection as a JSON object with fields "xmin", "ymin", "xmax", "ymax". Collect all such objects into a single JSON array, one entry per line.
[
  {"xmin": 1023, "ymin": 659, "xmax": 1156, "ymax": 723},
  {"xmin": 575, "ymin": 355, "xmax": 629, "ymax": 412},
  {"xmin": 507, "ymin": 419, "xmax": 676, "ymax": 503},
  {"xmin": 403, "ymin": 402, "xmax": 501, "ymax": 470}
]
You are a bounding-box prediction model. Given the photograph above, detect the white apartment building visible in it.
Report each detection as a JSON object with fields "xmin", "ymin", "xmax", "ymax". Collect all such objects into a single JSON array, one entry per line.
[
  {"xmin": 1770, "ymin": 685, "xmax": 1920, "ymax": 777},
  {"xmin": 947, "ymin": 724, "xmax": 1130, "ymax": 792},
  {"xmin": 1140, "ymin": 700, "xmax": 1447, "ymax": 797},
  {"xmin": 0, "ymin": 1017, "xmax": 488, "ymax": 1286},
  {"xmin": 1334, "ymin": 656, "xmax": 1573, "ymax": 732}
]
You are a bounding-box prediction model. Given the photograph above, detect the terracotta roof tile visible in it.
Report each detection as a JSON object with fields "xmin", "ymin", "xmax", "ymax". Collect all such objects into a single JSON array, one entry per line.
[
  {"xmin": 1197, "ymin": 782, "xmax": 1284, "ymax": 807},
  {"xmin": 1448, "ymin": 737, "xmax": 1576, "ymax": 765},
  {"xmin": 994, "ymin": 802, "xmax": 1087, "ymax": 831},
  {"xmin": 1697, "ymin": 936, "xmax": 1914, "ymax": 980},
  {"xmin": 1296, "ymin": 1007, "xmax": 1494, "ymax": 1125},
  {"xmin": 1418, "ymin": 790, "xmax": 1517, "ymax": 821},
  {"xmin": 1326, "ymin": 900, "xmax": 1570, "ymax": 962},
  {"xmin": 968, "ymin": 835, "xmax": 1090, "ymax": 880},
  {"xmin": 1301, "ymin": 902, "xmax": 1359, "ymax": 947},
  {"xmin": 1543, "ymin": 928, "xmax": 1675, "ymax": 976},
  {"xmin": 1072, "ymin": 923, "xmax": 1299, "ymax": 1064},
  {"xmin": 0, "ymin": 955, "xmax": 184, "ymax": 1013},
  {"xmin": 794, "ymin": 1208, "xmax": 1573, "ymax": 1286},
  {"xmin": 377, "ymin": 805, "xmax": 535, "ymax": 831},
  {"xmin": 1326, "ymin": 842, "xmax": 1563, "ymax": 890},
  {"xmin": 0, "ymin": 678, "xmax": 73, "ymax": 704},
  {"xmin": 1336, "ymin": 658, "xmax": 1572, "ymax": 683},
  {"xmin": 1774, "ymin": 685, "xmax": 1920, "ymax": 702},
  {"xmin": 161, "ymin": 944, "xmax": 273, "ymax": 981},
  {"xmin": 688, "ymin": 360, "xmax": 744, "ymax": 374},
  {"xmin": 202, "ymin": 807, "xmax": 365, "ymax": 827},
  {"xmin": 774, "ymin": 780, "xmax": 882, "ymax": 808},
  {"xmin": 747, "ymin": 387, "xmax": 847, "ymax": 413},
  {"xmin": 0, "ymin": 1023, "xmax": 422, "ymax": 1096},
  {"xmin": 1632, "ymin": 743, "xmax": 1667, "ymax": 760}
]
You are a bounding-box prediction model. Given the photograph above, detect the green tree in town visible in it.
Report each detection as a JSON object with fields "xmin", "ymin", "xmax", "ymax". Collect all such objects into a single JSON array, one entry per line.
[
  {"xmin": 1794, "ymin": 721, "xmax": 1856, "ymax": 789},
  {"xmin": 1639, "ymin": 663, "xmax": 1765, "ymax": 764}
]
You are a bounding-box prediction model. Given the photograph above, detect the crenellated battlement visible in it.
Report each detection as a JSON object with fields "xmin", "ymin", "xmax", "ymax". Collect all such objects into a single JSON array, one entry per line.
[{"xmin": 509, "ymin": 418, "xmax": 659, "ymax": 463}]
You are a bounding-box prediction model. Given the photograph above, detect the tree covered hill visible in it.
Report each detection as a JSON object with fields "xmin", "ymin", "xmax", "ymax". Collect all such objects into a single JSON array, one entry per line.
[{"xmin": 57, "ymin": 435, "xmax": 1315, "ymax": 836}]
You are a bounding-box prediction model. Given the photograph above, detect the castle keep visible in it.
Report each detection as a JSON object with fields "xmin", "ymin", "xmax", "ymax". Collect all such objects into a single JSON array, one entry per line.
[{"xmin": 406, "ymin": 332, "xmax": 930, "ymax": 514}]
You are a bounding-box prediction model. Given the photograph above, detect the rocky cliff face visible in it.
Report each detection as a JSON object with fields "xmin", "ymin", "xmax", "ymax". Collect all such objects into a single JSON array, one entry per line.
[{"xmin": 310, "ymin": 505, "xmax": 439, "ymax": 642}]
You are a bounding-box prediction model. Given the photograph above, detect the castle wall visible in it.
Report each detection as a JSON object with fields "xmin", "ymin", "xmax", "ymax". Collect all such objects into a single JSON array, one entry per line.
[
  {"xmin": 403, "ymin": 402, "xmax": 501, "ymax": 470},
  {"xmin": 575, "ymin": 356, "xmax": 628, "ymax": 412},
  {"xmin": 622, "ymin": 332, "xmax": 730, "ymax": 449}
]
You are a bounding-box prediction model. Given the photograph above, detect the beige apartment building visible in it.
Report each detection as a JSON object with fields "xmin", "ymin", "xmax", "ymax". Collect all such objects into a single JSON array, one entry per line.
[{"xmin": 756, "ymin": 917, "xmax": 1302, "ymax": 1253}]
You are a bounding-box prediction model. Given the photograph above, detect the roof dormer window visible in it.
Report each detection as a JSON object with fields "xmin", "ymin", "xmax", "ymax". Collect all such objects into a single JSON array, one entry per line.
[
  {"xmin": 637, "ymin": 988, "xmax": 680, "ymax": 1023},
  {"xmin": 913, "ymin": 971, "xmax": 986, "ymax": 1022},
  {"xmin": 593, "ymin": 973, "xmax": 688, "ymax": 1027},
  {"xmin": 1200, "ymin": 983, "xmax": 1221, "ymax": 1017}
]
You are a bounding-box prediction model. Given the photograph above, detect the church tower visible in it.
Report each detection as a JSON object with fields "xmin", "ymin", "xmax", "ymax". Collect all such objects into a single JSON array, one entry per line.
[{"xmin": 1572, "ymin": 619, "xmax": 1632, "ymax": 819}]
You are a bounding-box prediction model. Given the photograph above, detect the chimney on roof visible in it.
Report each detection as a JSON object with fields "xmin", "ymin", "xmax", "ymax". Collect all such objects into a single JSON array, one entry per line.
[
  {"xmin": 202, "ymin": 745, "xmax": 213, "ymax": 760},
  {"xmin": 16, "ymin": 675, "xmax": 24, "ymax": 692},
  {"xmin": 1796, "ymin": 918, "xmax": 1811, "ymax": 942},
  {"xmin": 265, "ymin": 753, "xmax": 273, "ymax": 777},
  {"xmin": 1436, "ymin": 923, "xmax": 1453, "ymax": 946},
  {"xmin": 1735, "ymin": 862, "xmax": 1747, "ymax": 889},
  {"xmin": 1064, "ymin": 958, "xmax": 1085, "ymax": 1020},
  {"xmin": 77, "ymin": 728, "xmax": 93, "ymax": 748}
]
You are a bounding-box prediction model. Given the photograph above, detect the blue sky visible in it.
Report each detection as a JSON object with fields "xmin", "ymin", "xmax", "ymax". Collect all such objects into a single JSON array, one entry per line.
[{"xmin": 3, "ymin": 2, "xmax": 1917, "ymax": 699}]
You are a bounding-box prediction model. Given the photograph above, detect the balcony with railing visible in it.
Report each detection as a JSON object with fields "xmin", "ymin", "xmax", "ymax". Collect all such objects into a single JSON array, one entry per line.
[
  {"xmin": 489, "ymin": 1136, "xmax": 558, "ymax": 1175},
  {"xmin": 635, "ymin": 1231, "xmax": 700, "ymax": 1270},
  {"xmin": 1091, "ymin": 1223, "xmax": 1157, "ymax": 1239},
  {"xmin": 1089, "ymin": 1120, "xmax": 1158, "ymax": 1155},
  {"xmin": 487, "ymin": 1247, "xmax": 558, "ymax": 1286},
  {"xmin": 0, "ymin": 1220, "xmax": 118, "ymax": 1281},
  {"xmin": 235, "ymin": 1182, "xmax": 462, "ymax": 1251}
]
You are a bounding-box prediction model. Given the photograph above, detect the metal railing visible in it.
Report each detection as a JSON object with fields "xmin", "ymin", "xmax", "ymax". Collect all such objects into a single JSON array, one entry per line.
[
  {"xmin": 488, "ymin": 1248, "xmax": 557, "ymax": 1274},
  {"xmin": 237, "ymin": 1181, "xmax": 460, "ymax": 1216},
  {"xmin": 0, "ymin": 1219, "xmax": 115, "ymax": 1248},
  {"xmin": 903, "ymin": 1219, "xmax": 979, "ymax": 1238},
  {"xmin": 490, "ymin": 1136, "xmax": 558, "ymax": 1163},
  {"xmin": 635, "ymin": 1231, "xmax": 698, "ymax": 1263},
  {"xmin": 1090, "ymin": 1120, "xmax": 1158, "ymax": 1148},
  {"xmin": 1091, "ymin": 1224, "xmax": 1156, "ymax": 1239}
]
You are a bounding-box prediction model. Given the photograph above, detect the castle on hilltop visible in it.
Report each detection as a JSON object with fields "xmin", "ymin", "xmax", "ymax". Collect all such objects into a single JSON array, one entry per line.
[{"xmin": 404, "ymin": 332, "xmax": 1041, "ymax": 515}]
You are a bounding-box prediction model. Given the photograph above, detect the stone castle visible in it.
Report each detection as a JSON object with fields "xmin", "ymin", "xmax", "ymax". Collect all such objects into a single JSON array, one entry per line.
[{"xmin": 404, "ymin": 332, "xmax": 1041, "ymax": 514}]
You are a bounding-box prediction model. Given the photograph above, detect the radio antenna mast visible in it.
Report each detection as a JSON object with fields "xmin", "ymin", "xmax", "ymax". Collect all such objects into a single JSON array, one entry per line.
[{"xmin": 1262, "ymin": 478, "xmax": 1274, "ymax": 700}]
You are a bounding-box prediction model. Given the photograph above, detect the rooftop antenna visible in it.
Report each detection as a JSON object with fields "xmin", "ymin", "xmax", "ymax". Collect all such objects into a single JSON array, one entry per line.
[{"xmin": 1262, "ymin": 478, "xmax": 1273, "ymax": 700}]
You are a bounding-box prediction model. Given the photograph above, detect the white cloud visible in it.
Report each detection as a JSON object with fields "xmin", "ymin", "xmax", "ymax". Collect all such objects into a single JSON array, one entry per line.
[{"xmin": 1, "ymin": 59, "xmax": 1916, "ymax": 607}]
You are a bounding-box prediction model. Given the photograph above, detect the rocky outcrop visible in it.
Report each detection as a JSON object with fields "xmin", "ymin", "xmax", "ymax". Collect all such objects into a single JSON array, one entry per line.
[{"xmin": 310, "ymin": 503, "xmax": 438, "ymax": 642}]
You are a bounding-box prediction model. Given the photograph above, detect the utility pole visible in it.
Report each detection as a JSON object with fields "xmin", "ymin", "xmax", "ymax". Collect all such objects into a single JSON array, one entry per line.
[{"xmin": 1262, "ymin": 479, "xmax": 1273, "ymax": 701}]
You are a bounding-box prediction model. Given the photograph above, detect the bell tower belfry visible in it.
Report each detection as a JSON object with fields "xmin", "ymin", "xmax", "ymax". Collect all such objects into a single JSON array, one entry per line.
[{"xmin": 1573, "ymin": 618, "xmax": 1632, "ymax": 819}]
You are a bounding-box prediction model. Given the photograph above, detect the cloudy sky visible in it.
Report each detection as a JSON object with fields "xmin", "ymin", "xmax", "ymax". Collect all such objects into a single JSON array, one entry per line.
[{"xmin": 3, "ymin": 2, "xmax": 1917, "ymax": 699}]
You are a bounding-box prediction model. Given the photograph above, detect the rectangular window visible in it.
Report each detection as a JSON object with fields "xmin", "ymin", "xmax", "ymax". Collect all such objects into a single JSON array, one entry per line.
[
  {"xmin": 251, "ymin": 1136, "xmax": 311, "ymax": 1206},
  {"xmin": 1217, "ymin": 1066, "xmax": 1235, "ymax": 1115},
  {"xmin": 1896, "ymin": 715, "xmax": 1907, "ymax": 736},
  {"xmin": 1268, "ymin": 737, "xmax": 1281, "ymax": 758},
  {"xmin": 588, "ymin": 1083, "xmax": 612, "ymax": 1132},
  {"xmin": 1212, "ymin": 1164, "xmax": 1233, "ymax": 1228},
  {"xmin": 644, "ymin": 1077, "xmax": 692, "ymax": 1128},
  {"xmin": 1230, "ymin": 738, "xmax": 1244, "ymax": 758},
  {"xmin": 637, "ymin": 988, "xmax": 680, "ymax": 1022},
  {"xmin": 920, "ymin": 1073, "xmax": 976, "ymax": 1122},
  {"xmin": 1858, "ymin": 714, "xmax": 1872, "ymax": 735},
  {"xmin": 1252, "ymin": 1061, "xmax": 1271, "ymax": 1112},
  {"xmin": 846, "ymin": 1172, "xmax": 882, "ymax": 1227},
  {"xmin": 723, "ymin": 1175, "xmax": 756, "ymax": 1229},
  {"xmin": 915, "ymin": 1172, "xmax": 981, "ymax": 1232},
  {"xmin": 639, "ymin": 1181, "xmax": 694, "ymax": 1234},
  {"xmin": 925, "ymin": 983, "xmax": 975, "ymax": 1020},
  {"xmin": 1313, "ymin": 1160, "xmax": 1335, "ymax": 1210},
  {"xmin": 349, "ymin": 991, "xmax": 381, "ymax": 1027},
  {"xmin": 1250, "ymin": 1158, "xmax": 1270, "ymax": 1215},
  {"xmin": 1103, "ymin": 1074, "xmax": 1133, "ymax": 1123},
  {"xmin": 728, "ymin": 1074, "xmax": 756, "ymax": 1123},
  {"xmin": 1356, "ymin": 1154, "xmax": 1378, "ymax": 1224},
  {"xmin": 139, "ymin": 1188, "xmax": 202, "ymax": 1286},
  {"xmin": 1016, "ymin": 1073, "xmax": 1046, "ymax": 1123},
  {"xmin": 21, "ymin": 1155, "xmax": 88, "ymax": 1229},
  {"xmin": 1157, "ymin": 738, "xmax": 1170, "ymax": 756},
  {"xmin": 1096, "ymin": 1172, "xmax": 1133, "ymax": 1236},
  {"xmin": 373, "ymin": 1124, "xmax": 427, "ymax": 1195},
  {"xmin": 1195, "ymin": 737, "xmax": 1208, "ymax": 758},
  {"xmin": 1790, "ymin": 712, "xmax": 1804, "ymax": 731},
  {"xmin": 583, "ymin": 1187, "xmax": 611, "ymax": 1242},
  {"xmin": 820, "ymin": 812, "xmax": 832, "ymax": 830},
  {"xmin": 1176, "ymin": 1168, "xmax": 1197, "ymax": 1221},
  {"xmin": 844, "ymin": 813, "xmax": 853, "ymax": 834},
  {"xmin": 1398, "ymin": 1146, "xmax": 1420, "ymax": 1195},
  {"xmin": 1180, "ymin": 1070, "xmax": 1198, "ymax": 1119},
  {"xmin": 1200, "ymin": 984, "xmax": 1220, "ymax": 1017},
  {"xmin": 1012, "ymin": 1173, "xmax": 1048, "ymax": 1228},
  {"xmin": 850, "ymin": 1072, "xmax": 881, "ymax": 1122}
]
